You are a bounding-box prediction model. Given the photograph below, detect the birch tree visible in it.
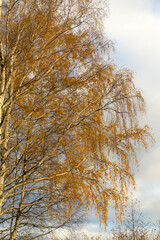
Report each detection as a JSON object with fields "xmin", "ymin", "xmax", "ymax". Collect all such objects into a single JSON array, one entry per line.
[
  {"xmin": 0, "ymin": 0, "xmax": 152, "ymax": 239},
  {"xmin": 112, "ymin": 199, "xmax": 153, "ymax": 240}
]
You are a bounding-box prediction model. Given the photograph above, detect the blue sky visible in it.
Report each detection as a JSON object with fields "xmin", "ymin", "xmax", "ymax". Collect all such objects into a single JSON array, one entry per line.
[{"xmin": 84, "ymin": 0, "xmax": 160, "ymax": 234}]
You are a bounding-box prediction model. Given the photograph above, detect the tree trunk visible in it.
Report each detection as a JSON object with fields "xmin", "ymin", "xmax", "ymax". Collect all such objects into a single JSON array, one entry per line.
[{"xmin": 0, "ymin": 0, "xmax": 5, "ymax": 215}]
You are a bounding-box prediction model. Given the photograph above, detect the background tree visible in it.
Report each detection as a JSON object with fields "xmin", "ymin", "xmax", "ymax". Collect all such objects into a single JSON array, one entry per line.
[
  {"xmin": 111, "ymin": 199, "xmax": 153, "ymax": 240},
  {"xmin": 0, "ymin": 0, "xmax": 152, "ymax": 239}
]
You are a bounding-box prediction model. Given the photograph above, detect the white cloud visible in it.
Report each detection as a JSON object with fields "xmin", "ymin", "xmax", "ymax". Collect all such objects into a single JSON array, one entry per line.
[
  {"xmin": 103, "ymin": 0, "xmax": 160, "ymax": 223},
  {"xmin": 105, "ymin": 0, "xmax": 160, "ymax": 80}
]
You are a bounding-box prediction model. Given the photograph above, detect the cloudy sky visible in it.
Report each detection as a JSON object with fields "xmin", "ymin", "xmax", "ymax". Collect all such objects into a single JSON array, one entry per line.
[{"xmin": 85, "ymin": 0, "xmax": 160, "ymax": 234}]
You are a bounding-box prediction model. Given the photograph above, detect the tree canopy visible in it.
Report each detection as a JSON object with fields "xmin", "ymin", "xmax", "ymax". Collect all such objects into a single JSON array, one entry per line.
[{"xmin": 0, "ymin": 0, "xmax": 152, "ymax": 239}]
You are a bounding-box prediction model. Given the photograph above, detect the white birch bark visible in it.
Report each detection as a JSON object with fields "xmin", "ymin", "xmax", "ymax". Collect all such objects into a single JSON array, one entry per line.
[{"xmin": 0, "ymin": 0, "xmax": 5, "ymax": 214}]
